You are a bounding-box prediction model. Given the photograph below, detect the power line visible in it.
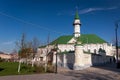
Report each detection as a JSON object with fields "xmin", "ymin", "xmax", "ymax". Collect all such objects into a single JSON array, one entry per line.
[{"xmin": 0, "ymin": 12, "xmax": 68, "ymax": 35}]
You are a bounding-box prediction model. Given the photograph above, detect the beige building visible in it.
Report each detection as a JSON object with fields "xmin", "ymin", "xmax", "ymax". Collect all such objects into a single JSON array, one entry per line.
[{"xmin": 0, "ymin": 53, "xmax": 11, "ymax": 60}]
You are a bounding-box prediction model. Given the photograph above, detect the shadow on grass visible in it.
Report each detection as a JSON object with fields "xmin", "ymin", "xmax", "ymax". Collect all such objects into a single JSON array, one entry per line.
[{"xmin": 0, "ymin": 68, "xmax": 4, "ymax": 71}]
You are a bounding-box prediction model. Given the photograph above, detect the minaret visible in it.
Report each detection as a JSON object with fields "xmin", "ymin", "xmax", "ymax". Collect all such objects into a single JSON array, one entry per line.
[{"xmin": 73, "ymin": 10, "xmax": 81, "ymax": 38}]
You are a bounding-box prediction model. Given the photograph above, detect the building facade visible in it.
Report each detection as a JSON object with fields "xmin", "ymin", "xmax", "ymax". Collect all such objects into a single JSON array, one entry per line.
[{"xmin": 35, "ymin": 10, "xmax": 115, "ymax": 70}]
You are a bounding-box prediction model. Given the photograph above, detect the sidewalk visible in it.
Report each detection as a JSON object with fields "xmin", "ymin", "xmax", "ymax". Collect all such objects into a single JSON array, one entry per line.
[
  {"xmin": 0, "ymin": 74, "xmax": 75, "ymax": 80},
  {"xmin": 93, "ymin": 63, "xmax": 120, "ymax": 72}
]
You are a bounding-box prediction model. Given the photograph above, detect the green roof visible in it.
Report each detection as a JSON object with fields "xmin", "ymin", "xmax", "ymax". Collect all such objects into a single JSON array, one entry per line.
[
  {"xmin": 75, "ymin": 10, "xmax": 79, "ymax": 19},
  {"xmin": 50, "ymin": 35, "xmax": 73, "ymax": 44},
  {"xmin": 78, "ymin": 34, "xmax": 106, "ymax": 44},
  {"xmin": 39, "ymin": 45, "xmax": 46, "ymax": 48},
  {"xmin": 50, "ymin": 34, "xmax": 106, "ymax": 45}
]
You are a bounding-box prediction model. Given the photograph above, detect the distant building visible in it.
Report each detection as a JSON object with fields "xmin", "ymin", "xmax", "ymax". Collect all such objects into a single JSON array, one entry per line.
[
  {"xmin": 0, "ymin": 53, "xmax": 11, "ymax": 60},
  {"xmin": 0, "ymin": 51, "xmax": 18, "ymax": 62},
  {"xmin": 35, "ymin": 10, "xmax": 115, "ymax": 70}
]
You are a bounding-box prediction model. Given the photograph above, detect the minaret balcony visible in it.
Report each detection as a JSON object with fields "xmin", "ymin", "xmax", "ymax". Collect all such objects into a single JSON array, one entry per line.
[{"xmin": 73, "ymin": 23, "xmax": 81, "ymax": 25}]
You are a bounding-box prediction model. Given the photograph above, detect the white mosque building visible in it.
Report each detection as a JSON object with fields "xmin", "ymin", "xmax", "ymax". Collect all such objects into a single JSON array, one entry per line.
[{"xmin": 35, "ymin": 10, "xmax": 115, "ymax": 70}]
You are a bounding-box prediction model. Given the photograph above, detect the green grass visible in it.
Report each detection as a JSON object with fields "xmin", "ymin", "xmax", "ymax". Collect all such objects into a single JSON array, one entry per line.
[
  {"xmin": 0, "ymin": 62, "xmax": 35, "ymax": 76},
  {"xmin": 0, "ymin": 62, "xmax": 54, "ymax": 76}
]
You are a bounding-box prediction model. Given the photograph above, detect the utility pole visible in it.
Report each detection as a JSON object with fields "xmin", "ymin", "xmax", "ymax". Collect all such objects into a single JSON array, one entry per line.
[{"xmin": 115, "ymin": 22, "xmax": 120, "ymax": 68}]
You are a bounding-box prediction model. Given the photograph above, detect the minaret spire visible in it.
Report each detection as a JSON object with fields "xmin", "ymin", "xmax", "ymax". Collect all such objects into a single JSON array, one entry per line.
[{"xmin": 75, "ymin": 6, "xmax": 79, "ymax": 19}]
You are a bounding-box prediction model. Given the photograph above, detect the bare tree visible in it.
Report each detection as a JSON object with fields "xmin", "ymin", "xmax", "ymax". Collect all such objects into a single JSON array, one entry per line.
[
  {"xmin": 112, "ymin": 37, "xmax": 120, "ymax": 46},
  {"xmin": 16, "ymin": 33, "xmax": 33, "ymax": 72},
  {"xmin": 16, "ymin": 33, "xmax": 26, "ymax": 73},
  {"xmin": 45, "ymin": 34, "xmax": 51, "ymax": 72},
  {"xmin": 32, "ymin": 37, "xmax": 40, "ymax": 58}
]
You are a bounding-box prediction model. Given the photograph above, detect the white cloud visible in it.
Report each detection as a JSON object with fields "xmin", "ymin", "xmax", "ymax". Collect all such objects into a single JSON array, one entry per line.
[
  {"xmin": 79, "ymin": 6, "xmax": 118, "ymax": 14},
  {"xmin": 57, "ymin": 6, "xmax": 118, "ymax": 16},
  {"xmin": 2, "ymin": 41, "xmax": 14, "ymax": 45}
]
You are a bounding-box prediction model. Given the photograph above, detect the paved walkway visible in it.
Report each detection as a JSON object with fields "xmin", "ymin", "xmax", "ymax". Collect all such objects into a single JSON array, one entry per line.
[
  {"xmin": 61, "ymin": 63, "xmax": 120, "ymax": 80},
  {"xmin": 0, "ymin": 63, "xmax": 120, "ymax": 80},
  {"xmin": 0, "ymin": 74, "xmax": 75, "ymax": 80}
]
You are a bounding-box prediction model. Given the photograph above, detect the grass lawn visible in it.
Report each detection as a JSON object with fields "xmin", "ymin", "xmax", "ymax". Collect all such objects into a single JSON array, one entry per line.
[{"xmin": 0, "ymin": 62, "xmax": 35, "ymax": 76}]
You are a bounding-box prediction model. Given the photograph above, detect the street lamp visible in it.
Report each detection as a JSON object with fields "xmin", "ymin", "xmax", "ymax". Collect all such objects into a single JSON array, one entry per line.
[{"xmin": 115, "ymin": 21, "xmax": 120, "ymax": 68}]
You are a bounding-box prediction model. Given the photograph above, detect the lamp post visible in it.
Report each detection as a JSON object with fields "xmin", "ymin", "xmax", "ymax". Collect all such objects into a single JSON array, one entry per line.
[{"xmin": 115, "ymin": 21, "xmax": 120, "ymax": 68}]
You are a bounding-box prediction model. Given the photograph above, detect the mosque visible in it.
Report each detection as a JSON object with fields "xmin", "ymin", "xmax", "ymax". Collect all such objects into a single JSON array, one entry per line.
[{"xmin": 36, "ymin": 10, "xmax": 115, "ymax": 70}]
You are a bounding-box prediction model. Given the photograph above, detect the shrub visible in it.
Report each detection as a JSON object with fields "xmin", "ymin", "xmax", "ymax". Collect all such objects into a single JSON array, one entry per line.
[
  {"xmin": 33, "ymin": 64, "xmax": 54, "ymax": 73},
  {"xmin": 20, "ymin": 64, "xmax": 35, "ymax": 74},
  {"xmin": 47, "ymin": 65, "xmax": 54, "ymax": 73},
  {"xmin": 0, "ymin": 57, "xmax": 5, "ymax": 62},
  {"xmin": 33, "ymin": 65, "xmax": 45, "ymax": 73}
]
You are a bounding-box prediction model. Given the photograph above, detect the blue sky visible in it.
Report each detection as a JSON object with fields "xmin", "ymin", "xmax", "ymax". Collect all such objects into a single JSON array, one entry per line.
[{"xmin": 0, "ymin": 0, "xmax": 120, "ymax": 53}]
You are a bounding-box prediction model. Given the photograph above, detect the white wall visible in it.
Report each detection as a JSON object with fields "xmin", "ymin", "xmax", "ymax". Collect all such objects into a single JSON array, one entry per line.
[
  {"xmin": 58, "ymin": 44, "xmax": 74, "ymax": 52},
  {"xmin": 83, "ymin": 43, "xmax": 114, "ymax": 56}
]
